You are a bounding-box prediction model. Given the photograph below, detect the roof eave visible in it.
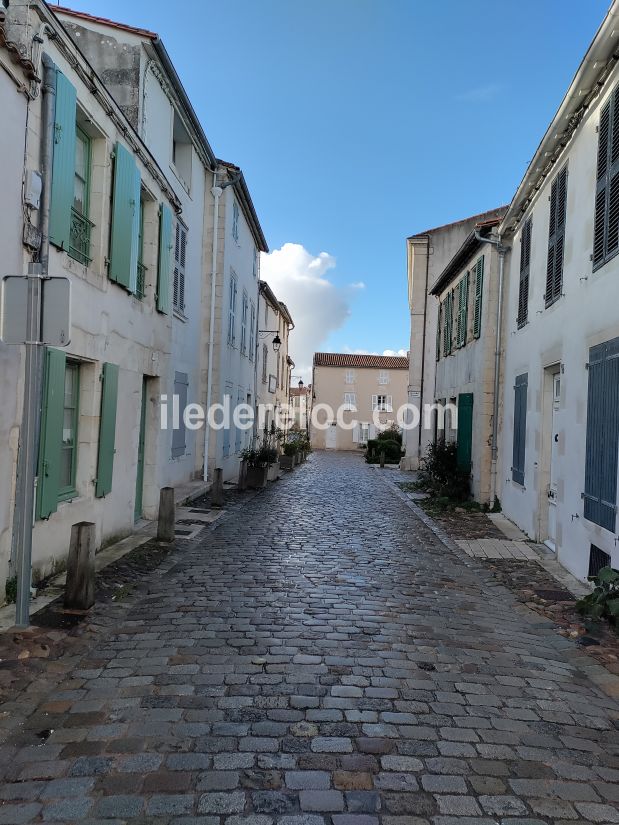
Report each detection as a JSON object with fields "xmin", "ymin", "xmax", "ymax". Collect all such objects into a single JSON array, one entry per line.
[
  {"xmin": 218, "ymin": 160, "xmax": 269, "ymax": 253},
  {"xmin": 501, "ymin": 2, "xmax": 619, "ymax": 235},
  {"xmin": 430, "ymin": 221, "xmax": 501, "ymax": 296}
]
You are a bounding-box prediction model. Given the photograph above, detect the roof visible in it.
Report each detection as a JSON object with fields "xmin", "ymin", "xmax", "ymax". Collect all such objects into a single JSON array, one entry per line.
[
  {"xmin": 54, "ymin": 5, "xmax": 157, "ymax": 39},
  {"xmin": 289, "ymin": 386, "xmax": 310, "ymax": 397},
  {"xmin": 430, "ymin": 216, "xmax": 504, "ymax": 296},
  {"xmin": 313, "ymin": 353, "xmax": 409, "ymax": 370},
  {"xmin": 55, "ymin": 5, "xmax": 217, "ymax": 169},
  {"xmin": 501, "ymin": 1, "xmax": 619, "ymax": 234},
  {"xmin": 218, "ymin": 160, "xmax": 268, "ymax": 253},
  {"xmin": 0, "ymin": 21, "xmax": 38, "ymax": 78},
  {"xmin": 410, "ymin": 206, "xmax": 509, "ymax": 240}
]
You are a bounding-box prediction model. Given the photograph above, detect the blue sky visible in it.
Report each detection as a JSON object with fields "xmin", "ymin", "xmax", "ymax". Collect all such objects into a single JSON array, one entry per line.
[{"xmin": 60, "ymin": 0, "xmax": 609, "ymax": 372}]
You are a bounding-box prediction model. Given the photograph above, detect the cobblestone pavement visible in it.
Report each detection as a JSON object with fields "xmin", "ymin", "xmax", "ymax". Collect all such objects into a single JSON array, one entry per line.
[{"xmin": 1, "ymin": 451, "xmax": 619, "ymax": 825}]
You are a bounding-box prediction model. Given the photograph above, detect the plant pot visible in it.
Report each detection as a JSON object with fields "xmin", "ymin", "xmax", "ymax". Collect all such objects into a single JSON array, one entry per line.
[
  {"xmin": 279, "ymin": 455, "xmax": 295, "ymax": 470},
  {"xmin": 247, "ymin": 465, "xmax": 268, "ymax": 489},
  {"xmin": 267, "ymin": 462, "xmax": 279, "ymax": 482}
]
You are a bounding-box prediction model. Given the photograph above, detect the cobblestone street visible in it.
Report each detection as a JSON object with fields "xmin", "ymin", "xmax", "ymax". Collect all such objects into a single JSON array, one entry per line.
[{"xmin": 1, "ymin": 451, "xmax": 619, "ymax": 824}]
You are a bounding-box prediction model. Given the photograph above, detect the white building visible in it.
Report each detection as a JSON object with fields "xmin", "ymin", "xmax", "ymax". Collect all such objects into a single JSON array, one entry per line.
[
  {"xmin": 256, "ymin": 281, "xmax": 294, "ymax": 437},
  {"xmin": 499, "ymin": 1, "xmax": 619, "ymax": 580},
  {"xmin": 0, "ymin": 0, "xmax": 184, "ymax": 594}
]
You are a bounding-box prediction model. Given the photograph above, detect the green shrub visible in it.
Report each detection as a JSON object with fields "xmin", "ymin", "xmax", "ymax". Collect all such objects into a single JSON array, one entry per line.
[
  {"xmin": 417, "ymin": 439, "xmax": 470, "ymax": 501},
  {"xmin": 4, "ymin": 576, "xmax": 17, "ymax": 605},
  {"xmin": 576, "ymin": 567, "xmax": 619, "ymax": 624},
  {"xmin": 365, "ymin": 438, "xmax": 402, "ymax": 464},
  {"xmin": 283, "ymin": 441, "xmax": 298, "ymax": 456},
  {"xmin": 377, "ymin": 425, "xmax": 402, "ymax": 445}
]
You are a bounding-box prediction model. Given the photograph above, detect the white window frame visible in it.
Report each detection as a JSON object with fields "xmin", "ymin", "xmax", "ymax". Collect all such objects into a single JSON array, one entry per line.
[
  {"xmin": 345, "ymin": 369, "xmax": 356, "ymax": 384},
  {"xmin": 378, "ymin": 369, "xmax": 390, "ymax": 385},
  {"xmin": 343, "ymin": 392, "xmax": 357, "ymax": 411},
  {"xmin": 372, "ymin": 394, "xmax": 393, "ymax": 412},
  {"xmin": 227, "ymin": 271, "xmax": 237, "ymax": 346}
]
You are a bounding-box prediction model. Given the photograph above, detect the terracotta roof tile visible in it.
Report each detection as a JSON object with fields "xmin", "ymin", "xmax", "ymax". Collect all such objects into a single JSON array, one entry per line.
[{"xmin": 313, "ymin": 353, "xmax": 409, "ymax": 369}]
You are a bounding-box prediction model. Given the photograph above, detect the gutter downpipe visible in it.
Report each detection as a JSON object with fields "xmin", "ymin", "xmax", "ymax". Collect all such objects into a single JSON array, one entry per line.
[
  {"xmin": 203, "ymin": 173, "xmax": 221, "ymax": 482},
  {"xmin": 474, "ymin": 229, "xmax": 508, "ymax": 509},
  {"xmin": 417, "ymin": 237, "xmax": 430, "ymax": 463},
  {"xmin": 13, "ymin": 52, "xmax": 55, "ymax": 627}
]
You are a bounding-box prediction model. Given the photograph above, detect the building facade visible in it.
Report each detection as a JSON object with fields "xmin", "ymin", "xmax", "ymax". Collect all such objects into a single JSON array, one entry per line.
[
  {"xmin": 499, "ymin": 2, "xmax": 619, "ymax": 580},
  {"xmin": 1, "ymin": 0, "xmax": 183, "ymax": 593},
  {"xmin": 432, "ymin": 217, "xmax": 504, "ymax": 505},
  {"xmin": 311, "ymin": 353, "xmax": 409, "ymax": 451},
  {"xmin": 289, "ymin": 385, "xmax": 311, "ymax": 435},
  {"xmin": 401, "ymin": 208, "xmax": 505, "ymax": 471},
  {"xmin": 256, "ymin": 281, "xmax": 294, "ymax": 437}
]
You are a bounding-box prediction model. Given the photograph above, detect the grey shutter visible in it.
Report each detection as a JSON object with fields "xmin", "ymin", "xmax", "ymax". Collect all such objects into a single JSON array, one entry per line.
[
  {"xmin": 545, "ymin": 166, "xmax": 567, "ymax": 307},
  {"xmin": 436, "ymin": 302, "xmax": 442, "ymax": 361},
  {"xmin": 594, "ymin": 99, "xmax": 611, "ymax": 267},
  {"xmin": 583, "ymin": 337, "xmax": 619, "ymax": 531},
  {"xmin": 517, "ymin": 218, "xmax": 532, "ymax": 328},
  {"xmin": 473, "ymin": 256, "xmax": 484, "ymax": 339},
  {"xmin": 172, "ymin": 371, "xmax": 188, "ymax": 458},
  {"xmin": 512, "ymin": 373, "xmax": 528, "ymax": 485},
  {"xmin": 594, "ymin": 89, "xmax": 619, "ymax": 269}
]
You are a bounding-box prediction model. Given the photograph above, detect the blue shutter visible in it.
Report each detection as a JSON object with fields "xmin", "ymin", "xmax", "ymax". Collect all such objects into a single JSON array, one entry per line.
[
  {"xmin": 37, "ymin": 348, "xmax": 67, "ymax": 519},
  {"xmin": 172, "ymin": 372, "xmax": 188, "ymax": 458},
  {"xmin": 157, "ymin": 204, "xmax": 173, "ymax": 314},
  {"xmin": 235, "ymin": 389, "xmax": 243, "ymax": 452},
  {"xmin": 512, "ymin": 373, "xmax": 528, "ymax": 485},
  {"xmin": 109, "ymin": 142, "xmax": 140, "ymax": 291},
  {"xmin": 49, "ymin": 70, "xmax": 77, "ymax": 251},
  {"xmin": 584, "ymin": 337, "xmax": 619, "ymax": 531},
  {"xmin": 95, "ymin": 363, "xmax": 119, "ymax": 498}
]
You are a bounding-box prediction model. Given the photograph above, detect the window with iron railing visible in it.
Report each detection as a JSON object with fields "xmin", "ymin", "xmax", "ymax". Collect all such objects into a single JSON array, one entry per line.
[
  {"xmin": 136, "ymin": 195, "xmax": 147, "ymax": 299},
  {"xmin": 69, "ymin": 126, "xmax": 94, "ymax": 265}
]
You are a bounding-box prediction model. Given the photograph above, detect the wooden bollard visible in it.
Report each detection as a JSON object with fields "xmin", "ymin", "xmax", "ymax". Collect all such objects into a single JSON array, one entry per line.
[
  {"xmin": 238, "ymin": 459, "xmax": 248, "ymax": 492},
  {"xmin": 379, "ymin": 451, "xmax": 385, "ymax": 468},
  {"xmin": 211, "ymin": 467, "xmax": 225, "ymax": 507},
  {"xmin": 65, "ymin": 521, "xmax": 96, "ymax": 610},
  {"xmin": 157, "ymin": 486, "xmax": 175, "ymax": 542}
]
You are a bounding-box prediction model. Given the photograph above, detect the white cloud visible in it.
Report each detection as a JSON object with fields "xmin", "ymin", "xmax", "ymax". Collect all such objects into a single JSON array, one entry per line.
[
  {"xmin": 343, "ymin": 347, "xmax": 408, "ymax": 357},
  {"xmin": 260, "ymin": 243, "xmax": 359, "ymax": 382}
]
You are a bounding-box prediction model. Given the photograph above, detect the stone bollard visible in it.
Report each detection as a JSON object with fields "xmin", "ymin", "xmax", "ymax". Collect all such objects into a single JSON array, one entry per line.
[
  {"xmin": 238, "ymin": 459, "xmax": 248, "ymax": 492},
  {"xmin": 65, "ymin": 522, "xmax": 96, "ymax": 610},
  {"xmin": 379, "ymin": 451, "xmax": 385, "ymax": 468},
  {"xmin": 211, "ymin": 467, "xmax": 225, "ymax": 507},
  {"xmin": 157, "ymin": 487, "xmax": 175, "ymax": 543}
]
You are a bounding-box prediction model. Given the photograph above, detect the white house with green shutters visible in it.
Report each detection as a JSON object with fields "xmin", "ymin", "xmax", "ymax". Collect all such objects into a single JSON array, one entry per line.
[
  {"xmin": 0, "ymin": 0, "xmax": 185, "ymax": 593},
  {"xmin": 431, "ymin": 215, "xmax": 505, "ymax": 506},
  {"xmin": 499, "ymin": 0, "xmax": 619, "ymax": 581},
  {"xmin": 55, "ymin": 5, "xmax": 218, "ymax": 491}
]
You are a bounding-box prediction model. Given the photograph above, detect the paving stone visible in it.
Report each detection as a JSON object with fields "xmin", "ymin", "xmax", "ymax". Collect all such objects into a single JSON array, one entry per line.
[
  {"xmin": 310, "ymin": 737, "xmax": 352, "ymax": 753},
  {"xmin": 286, "ymin": 771, "xmax": 331, "ymax": 790},
  {"xmin": 197, "ymin": 792, "xmax": 246, "ymax": 814},
  {"xmin": 94, "ymin": 795, "xmax": 145, "ymax": 818},
  {"xmin": 146, "ymin": 795, "xmax": 195, "ymax": 815},
  {"xmin": 299, "ymin": 790, "xmax": 345, "ymax": 811}
]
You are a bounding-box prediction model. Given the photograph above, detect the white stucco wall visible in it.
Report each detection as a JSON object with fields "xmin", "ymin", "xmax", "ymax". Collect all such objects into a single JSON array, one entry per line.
[{"xmin": 500, "ymin": 61, "xmax": 619, "ymax": 580}]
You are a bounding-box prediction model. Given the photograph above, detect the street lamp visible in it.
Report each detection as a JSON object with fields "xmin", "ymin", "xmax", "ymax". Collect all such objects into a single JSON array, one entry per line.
[{"xmin": 259, "ymin": 330, "xmax": 281, "ymax": 352}]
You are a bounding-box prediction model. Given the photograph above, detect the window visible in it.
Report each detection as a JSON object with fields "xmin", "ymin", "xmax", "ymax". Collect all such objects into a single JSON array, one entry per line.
[
  {"xmin": 378, "ymin": 370, "xmax": 390, "ymax": 385},
  {"xmin": 456, "ymin": 272, "xmax": 469, "ymax": 348},
  {"xmin": 249, "ymin": 302, "xmax": 256, "ymax": 361},
  {"xmin": 172, "ymin": 110, "xmax": 192, "ymax": 188},
  {"xmin": 136, "ymin": 193, "xmax": 146, "ymax": 300},
  {"xmin": 264, "ymin": 300, "xmax": 268, "ymax": 325},
  {"xmin": 593, "ymin": 88, "xmax": 619, "ymax": 270},
  {"xmin": 372, "ymin": 394, "xmax": 392, "ymax": 412},
  {"xmin": 345, "ymin": 369, "xmax": 356, "ymax": 384},
  {"xmin": 517, "ymin": 219, "xmax": 531, "ymax": 328},
  {"xmin": 232, "ymin": 200, "xmax": 239, "ymax": 242},
  {"xmin": 545, "ymin": 165, "xmax": 568, "ymax": 307},
  {"xmin": 360, "ymin": 423, "xmax": 370, "ymax": 443},
  {"xmin": 173, "ymin": 221, "xmax": 187, "ymax": 314},
  {"xmin": 59, "ymin": 362, "xmax": 79, "ymax": 499},
  {"xmin": 69, "ymin": 126, "xmax": 93, "ymax": 265},
  {"xmin": 262, "ymin": 344, "xmax": 268, "ymax": 383},
  {"xmin": 583, "ymin": 337, "xmax": 619, "ymax": 531},
  {"xmin": 253, "ymin": 248, "xmax": 259, "ymax": 279},
  {"xmin": 472, "ymin": 256, "xmax": 484, "ymax": 339},
  {"xmin": 512, "ymin": 373, "xmax": 528, "ymax": 486},
  {"xmin": 227, "ymin": 272, "xmax": 237, "ymax": 345},
  {"xmin": 172, "ymin": 372, "xmax": 188, "ymax": 458},
  {"xmin": 344, "ymin": 392, "xmax": 357, "ymax": 411},
  {"xmin": 442, "ymin": 290, "xmax": 454, "ymax": 356},
  {"xmin": 240, "ymin": 291, "xmax": 248, "ymax": 355}
]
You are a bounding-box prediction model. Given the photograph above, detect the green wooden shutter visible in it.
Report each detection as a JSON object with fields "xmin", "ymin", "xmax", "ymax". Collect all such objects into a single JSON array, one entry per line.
[
  {"xmin": 37, "ymin": 348, "xmax": 66, "ymax": 519},
  {"xmin": 473, "ymin": 256, "xmax": 484, "ymax": 338},
  {"xmin": 456, "ymin": 393, "xmax": 473, "ymax": 471},
  {"xmin": 457, "ymin": 273, "xmax": 469, "ymax": 348},
  {"xmin": 109, "ymin": 143, "xmax": 141, "ymax": 291},
  {"xmin": 95, "ymin": 362, "xmax": 119, "ymax": 497},
  {"xmin": 157, "ymin": 204, "xmax": 173, "ymax": 313},
  {"xmin": 443, "ymin": 291, "xmax": 453, "ymax": 355},
  {"xmin": 436, "ymin": 302, "xmax": 442, "ymax": 361},
  {"xmin": 49, "ymin": 71, "xmax": 77, "ymax": 251}
]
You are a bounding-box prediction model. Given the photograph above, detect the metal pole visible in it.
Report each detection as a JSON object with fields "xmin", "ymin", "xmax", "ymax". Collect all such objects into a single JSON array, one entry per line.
[{"xmin": 13, "ymin": 55, "xmax": 55, "ymax": 627}]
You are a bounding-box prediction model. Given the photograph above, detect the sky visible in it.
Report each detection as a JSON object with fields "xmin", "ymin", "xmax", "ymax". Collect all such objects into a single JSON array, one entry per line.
[{"xmin": 57, "ymin": 0, "xmax": 610, "ymax": 379}]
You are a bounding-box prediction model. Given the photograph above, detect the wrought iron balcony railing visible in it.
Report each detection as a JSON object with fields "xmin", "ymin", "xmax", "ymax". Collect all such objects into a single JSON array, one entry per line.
[
  {"xmin": 136, "ymin": 262, "xmax": 147, "ymax": 299},
  {"xmin": 69, "ymin": 207, "xmax": 94, "ymax": 265}
]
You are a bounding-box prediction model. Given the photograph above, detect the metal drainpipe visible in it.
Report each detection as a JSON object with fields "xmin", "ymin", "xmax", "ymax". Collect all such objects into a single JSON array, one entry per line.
[
  {"xmin": 474, "ymin": 229, "xmax": 509, "ymax": 508},
  {"xmin": 203, "ymin": 173, "xmax": 221, "ymax": 482},
  {"xmin": 13, "ymin": 53, "xmax": 55, "ymax": 627},
  {"xmin": 417, "ymin": 237, "xmax": 430, "ymax": 462}
]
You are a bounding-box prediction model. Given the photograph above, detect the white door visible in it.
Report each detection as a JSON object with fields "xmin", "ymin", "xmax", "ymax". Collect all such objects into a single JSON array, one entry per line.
[
  {"xmin": 545, "ymin": 373, "xmax": 561, "ymax": 551},
  {"xmin": 325, "ymin": 422, "xmax": 337, "ymax": 449}
]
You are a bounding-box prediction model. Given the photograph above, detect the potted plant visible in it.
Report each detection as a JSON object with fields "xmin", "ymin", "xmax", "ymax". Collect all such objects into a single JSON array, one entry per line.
[
  {"xmin": 279, "ymin": 440, "xmax": 298, "ymax": 470},
  {"xmin": 241, "ymin": 447, "xmax": 269, "ymax": 489}
]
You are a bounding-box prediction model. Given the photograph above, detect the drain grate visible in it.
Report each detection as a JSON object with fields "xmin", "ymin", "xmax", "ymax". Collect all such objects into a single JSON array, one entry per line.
[{"xmin": 534, "ymin": 589, "xmax": 573, "ymax": 602}]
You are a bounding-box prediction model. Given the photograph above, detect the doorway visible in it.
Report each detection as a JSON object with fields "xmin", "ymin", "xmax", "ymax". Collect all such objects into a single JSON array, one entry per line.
[
  {"xmin": 325, "ymin": 421, "xmax": 337, "ymax": 449},
  {"xmin": 544, "ymin": 371, "xmax": 561, "ymax": 551},
  {"xmin": 135, "ymin": 377, "xmax": 147, "ymax": 522}
]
